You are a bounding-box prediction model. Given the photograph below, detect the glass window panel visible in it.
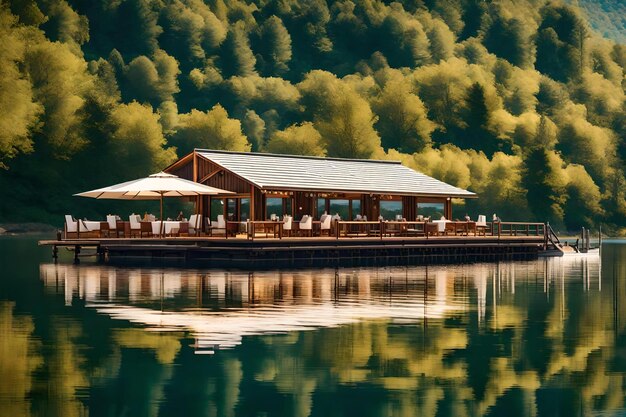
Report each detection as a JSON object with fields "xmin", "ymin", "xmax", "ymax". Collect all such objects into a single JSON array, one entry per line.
[
  {"xmin": 210, "ymin": 198, "xmax": 224, "ymax": 221},
  {"xmin": 329, "ymin": 199, "xmax": 349, "ymax": 220},
  {"xmin": 317, "ymin": 198, "xmax": 326, "ymax": 218},
  {"xmin": 380, "ymin": 201, "xmax": 403, "ymax": 220},
  {"xmin": 351, "ymin": 199, "xmax": 361, "ymax": 219},
  {"xmin": 417, "ymin": 202, "xmax": 445, "ymax": 220},
  {"xmin": 227, "ymin": 198, "xmax": 237, "ymax": 221},
  {"xmin": 240, "ymin": 198, "xmax": 250, "ymax": 221},
  {"xmin": 284, "ymin": 198, "xmax": 292, "ymax": 217},
  {"xmin": 266, "ymin": 198, "xmax": 283, "ymax": 219}
]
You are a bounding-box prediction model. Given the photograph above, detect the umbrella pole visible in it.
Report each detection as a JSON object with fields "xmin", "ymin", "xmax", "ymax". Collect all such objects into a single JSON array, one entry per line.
[{"xmin": 160, "ymin": 193, "xmax": 164, "ymax": 238}]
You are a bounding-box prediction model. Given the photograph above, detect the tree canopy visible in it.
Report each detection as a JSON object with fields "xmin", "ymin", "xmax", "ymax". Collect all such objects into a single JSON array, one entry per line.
[{"xmin": 0, "ymin": 0, "xmax": 624, "ymax": 231}]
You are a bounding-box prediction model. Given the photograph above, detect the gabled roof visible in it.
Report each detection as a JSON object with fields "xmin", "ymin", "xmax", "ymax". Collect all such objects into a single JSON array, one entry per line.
[{"xmin": 194, "ymin": 150, "xmax": 476, "ymax": 198}]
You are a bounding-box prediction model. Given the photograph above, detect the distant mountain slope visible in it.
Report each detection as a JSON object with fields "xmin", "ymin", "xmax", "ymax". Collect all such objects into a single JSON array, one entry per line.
[{"xmin": 569, "ymin": 0, "xmax": 626, "ymax": 43}]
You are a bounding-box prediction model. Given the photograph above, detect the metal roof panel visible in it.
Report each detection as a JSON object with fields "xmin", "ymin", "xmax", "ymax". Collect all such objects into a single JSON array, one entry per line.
[{"xmin": 195, "ymin": 150, "xmax": 476, "ymax": 198}]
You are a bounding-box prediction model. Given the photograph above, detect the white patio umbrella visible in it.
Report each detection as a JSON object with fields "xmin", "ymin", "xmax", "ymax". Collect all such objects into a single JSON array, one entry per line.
[{"xmin": 75, "ymin": 171, "xmax": 232, "ymax": 235}]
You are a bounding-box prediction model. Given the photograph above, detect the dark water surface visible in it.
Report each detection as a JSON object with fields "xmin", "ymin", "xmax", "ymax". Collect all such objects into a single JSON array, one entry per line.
[{"xmin": 1, "ymin": 236, "xmax": 625, "ymax": 417}]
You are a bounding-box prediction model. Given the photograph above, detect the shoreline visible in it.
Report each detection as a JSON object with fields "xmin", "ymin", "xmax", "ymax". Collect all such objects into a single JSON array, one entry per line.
[{"xmin": 0, "ymin": 223, "xmax": 57, "ymax": 236}]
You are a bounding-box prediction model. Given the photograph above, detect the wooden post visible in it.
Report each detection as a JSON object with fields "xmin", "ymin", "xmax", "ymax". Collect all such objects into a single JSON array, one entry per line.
[
  {"xmin": 581, "ymin": 227, "xmax": 586, "ymax": 253},
  {"xmin": 250, "ymin": 185, "xmax": 255, "ymax": 221}
]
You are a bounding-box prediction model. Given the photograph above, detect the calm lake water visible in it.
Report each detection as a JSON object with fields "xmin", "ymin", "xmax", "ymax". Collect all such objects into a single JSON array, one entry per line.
[{"xmin": 1, "ymin": 236, "xmax": 625, "ymax": 417}]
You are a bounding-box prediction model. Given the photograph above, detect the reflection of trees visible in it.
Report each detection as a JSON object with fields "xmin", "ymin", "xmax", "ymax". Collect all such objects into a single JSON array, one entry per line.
[
  {"xmin": 0, "ymin": 302, "xmax": 42, "ymax": 417},
  {"xmin": 16, "ymin": 255, "xmax": 626, "ymax": 415}
]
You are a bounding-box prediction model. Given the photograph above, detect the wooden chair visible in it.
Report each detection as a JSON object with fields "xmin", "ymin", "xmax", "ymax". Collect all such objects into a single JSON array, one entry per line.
[
  {"xmin": 178, "ymin": 222, "xmax": 189, "ymax": 237},
  {"xmin": 476, "ymin": 215, "xmax": 487, "ymax": 236},
  {"xmin": 426, "ymin": 222, "xmax": 438, "ymax": 236}
]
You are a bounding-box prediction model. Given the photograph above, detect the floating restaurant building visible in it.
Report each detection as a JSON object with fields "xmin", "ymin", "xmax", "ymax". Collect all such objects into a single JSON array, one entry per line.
[
  {"xmin": 165, "ymin": 149, "xmax": 476, "ymax": 225},
  {"xmin": 42, "ymin": 149, "xmax": 557, "ymax": 266}
]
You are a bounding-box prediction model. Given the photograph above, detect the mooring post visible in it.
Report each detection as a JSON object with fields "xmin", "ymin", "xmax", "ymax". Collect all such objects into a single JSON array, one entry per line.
[
  {"xmin": 585, "ymin": 228, "xmax": 590, "ymax": 253},
  {"xmin": 581, "ymin": 228, "xmax": 585, "ymax": 253},
  {"xmin": 52, "ymin": 245, "xmax": 58, "ymax": 262},
  {"xmin": 73, "ymin": 245, "xmax": 81, "ymax": 264},
  {"xmin": 599, "ymin": 225, "xmax": 602, "ymax": 248}
]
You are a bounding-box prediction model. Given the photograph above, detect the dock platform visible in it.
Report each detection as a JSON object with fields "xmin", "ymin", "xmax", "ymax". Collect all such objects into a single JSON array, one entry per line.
[{"xmin": 39, "ymin": 234, "xmax": 551, "ymax": 268}]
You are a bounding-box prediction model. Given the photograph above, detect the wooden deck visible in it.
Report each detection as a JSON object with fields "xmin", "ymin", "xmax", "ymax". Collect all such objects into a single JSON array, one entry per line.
[{"xmin": 39, "ymin": 226, "xmax": 552, "ymax": 268}]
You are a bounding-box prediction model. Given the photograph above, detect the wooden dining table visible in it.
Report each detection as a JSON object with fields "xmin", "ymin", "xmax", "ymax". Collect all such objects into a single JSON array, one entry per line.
[{"xmin": 247, "ymin": 220, "xmax": 283, "ymax": 240}]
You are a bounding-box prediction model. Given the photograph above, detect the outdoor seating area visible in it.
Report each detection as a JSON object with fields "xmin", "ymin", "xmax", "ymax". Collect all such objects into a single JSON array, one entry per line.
[
  {"xmin": 64, "ymin": 213, "xmax": 204, "ymax": 239},
  {"xmin": 63, "ymin": 211, "xmax": 545, "ymax": 241}
]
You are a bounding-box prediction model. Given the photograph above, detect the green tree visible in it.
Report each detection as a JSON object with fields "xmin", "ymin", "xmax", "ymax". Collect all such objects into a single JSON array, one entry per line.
[
  {"xmin": 535, "ymin": 4, "xmax": 589, "ymax": 82},
  {"xmin": 458, "ymin": 82, "xmax": 504, "ymax": 156},
  {"xmin": 171, "ymin": 105, "xmax": 250, "ymax": 156},
  {"xmin": 483, "ymin": 10, "xmax": 532, "ymax": 68},
  {"xmin": 265, "ymin": 122, "xmax": 325, "ymax": 156},
  {"xmin": 125, "ymin": 49, "xmax": 180, "ymax": 104},
  {"xmin": 241, "ymin": 109, "xmax": 265, "ymax": 152},
  {"xmin": 299, "ymin": 71, "xmax": 380, "ymax": 159},
  {"xmin": 220, "ymin": 21, "xmax": 256, "ymax": 77},
  {"xmin": 0, "ymin": 8, "xmax": 42, "ymax": 168},
  {"xmin": 372, "ymin": 73, "xmax": 434, "ymax": 153},
  {"xmin": 109, "ymin": 101, "xmax": 177, "ymax": 178},
  {"xmin": 253, "ymin": 15, "xmax": 292, "ymax": 76},
  {"xmin": 563, "ymin": 164, "xmax": 603, "ymax": 229},
  {"xmin": 523, "ymin": 148, "xmax": 567, "ymax": 223}
]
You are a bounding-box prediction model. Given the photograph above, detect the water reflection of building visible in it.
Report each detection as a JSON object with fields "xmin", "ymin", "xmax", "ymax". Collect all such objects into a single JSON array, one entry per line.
[
  {"xmin": 41, "ymin": 264, "xmax": 470, "ymax": 350},
  {"xmin": 40, "ymin": 256, "xmax": 601, "ymax": 352}
]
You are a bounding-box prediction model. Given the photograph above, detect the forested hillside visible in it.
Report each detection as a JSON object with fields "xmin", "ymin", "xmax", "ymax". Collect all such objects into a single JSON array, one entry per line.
[
  {"xmin": 0, "ymin": 0, "xmax": 624, "ymax": 231},
  {"xmin": 572, "ymin": 0, "xmax": 625, "ymax": 44}
]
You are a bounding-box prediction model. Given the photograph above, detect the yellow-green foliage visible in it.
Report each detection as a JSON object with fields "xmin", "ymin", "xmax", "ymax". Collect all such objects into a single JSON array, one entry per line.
[
  {"xmin": 109, "ymin": 101, "xmax": 177, "ymax": 177},
  {"xmin": 173, "ymin": 105, "xmax": 251, "ymax": 155},
  {"xmin": 265, "ymin": 122, "xmax": 325, "ymax": 156},
  {"xmin": 0, "ymin": 0, "xmax": 623, "ymax": 229}
]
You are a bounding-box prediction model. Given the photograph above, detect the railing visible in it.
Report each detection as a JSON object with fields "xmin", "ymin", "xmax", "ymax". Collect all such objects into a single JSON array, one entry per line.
[
  {"xmin": 334, "ymin": 220, "xmax": 545, "ymax": 240},
  {"xmin": 62, "ymin": 218, "xmax": 547, "ymax": 241},
  {"xmin": 335, "ymin": 221, "xmax": 383, "ymax": 238},
  {"xmin": 491, "ymin": 222, "xmax": 545, "ymax": 237}
]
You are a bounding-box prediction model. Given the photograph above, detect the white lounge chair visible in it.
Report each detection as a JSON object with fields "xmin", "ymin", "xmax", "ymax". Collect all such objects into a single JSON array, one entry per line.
[
  {"xmin": 320, "ymin": 214, "xmax": 332, "ymax": 236},
  {"xmin": 129, "ymin": 214, "xmax": 149, "ymax": 237},
  {"xmin": 283, "ymin": 215, "xmax": 293, "ymax": 237},
  {"xmin": 106, "ymin": 215, "xmax": 119, "ymax": 237},
  {"xmin": 65, "ymin": 215, "xmax": 78, "ymax": 239},
  {"xmin": 476, "ymin": 215, "xmax": 487, "ymax": 236},
  {"xmin": 189, "ymin": 214, "xmax": 202, "ymax": 236},
  {"xmin": 210, "ymin": 214, "xmax": 226, "ymax": 236},
  {"xmin": 299, "ymin": 215, "xmax": 312, "ymax": 237}
]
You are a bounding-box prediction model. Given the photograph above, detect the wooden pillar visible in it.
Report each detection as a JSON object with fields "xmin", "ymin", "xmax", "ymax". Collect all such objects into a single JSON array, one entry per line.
[
  {"xmin": 192, "ymin": 151, "xmax": 203, "ymax": 222},
  {"xmin": 403, "ymin": 196, "xmax": 416, "ymax": 220},
  {"xmin": 445, "ymin": 198, "xmax": 452, "ymax": 219},
  {"xmin": 250, "ymin": 184, "xmax": 255, "ymax": 222}
]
